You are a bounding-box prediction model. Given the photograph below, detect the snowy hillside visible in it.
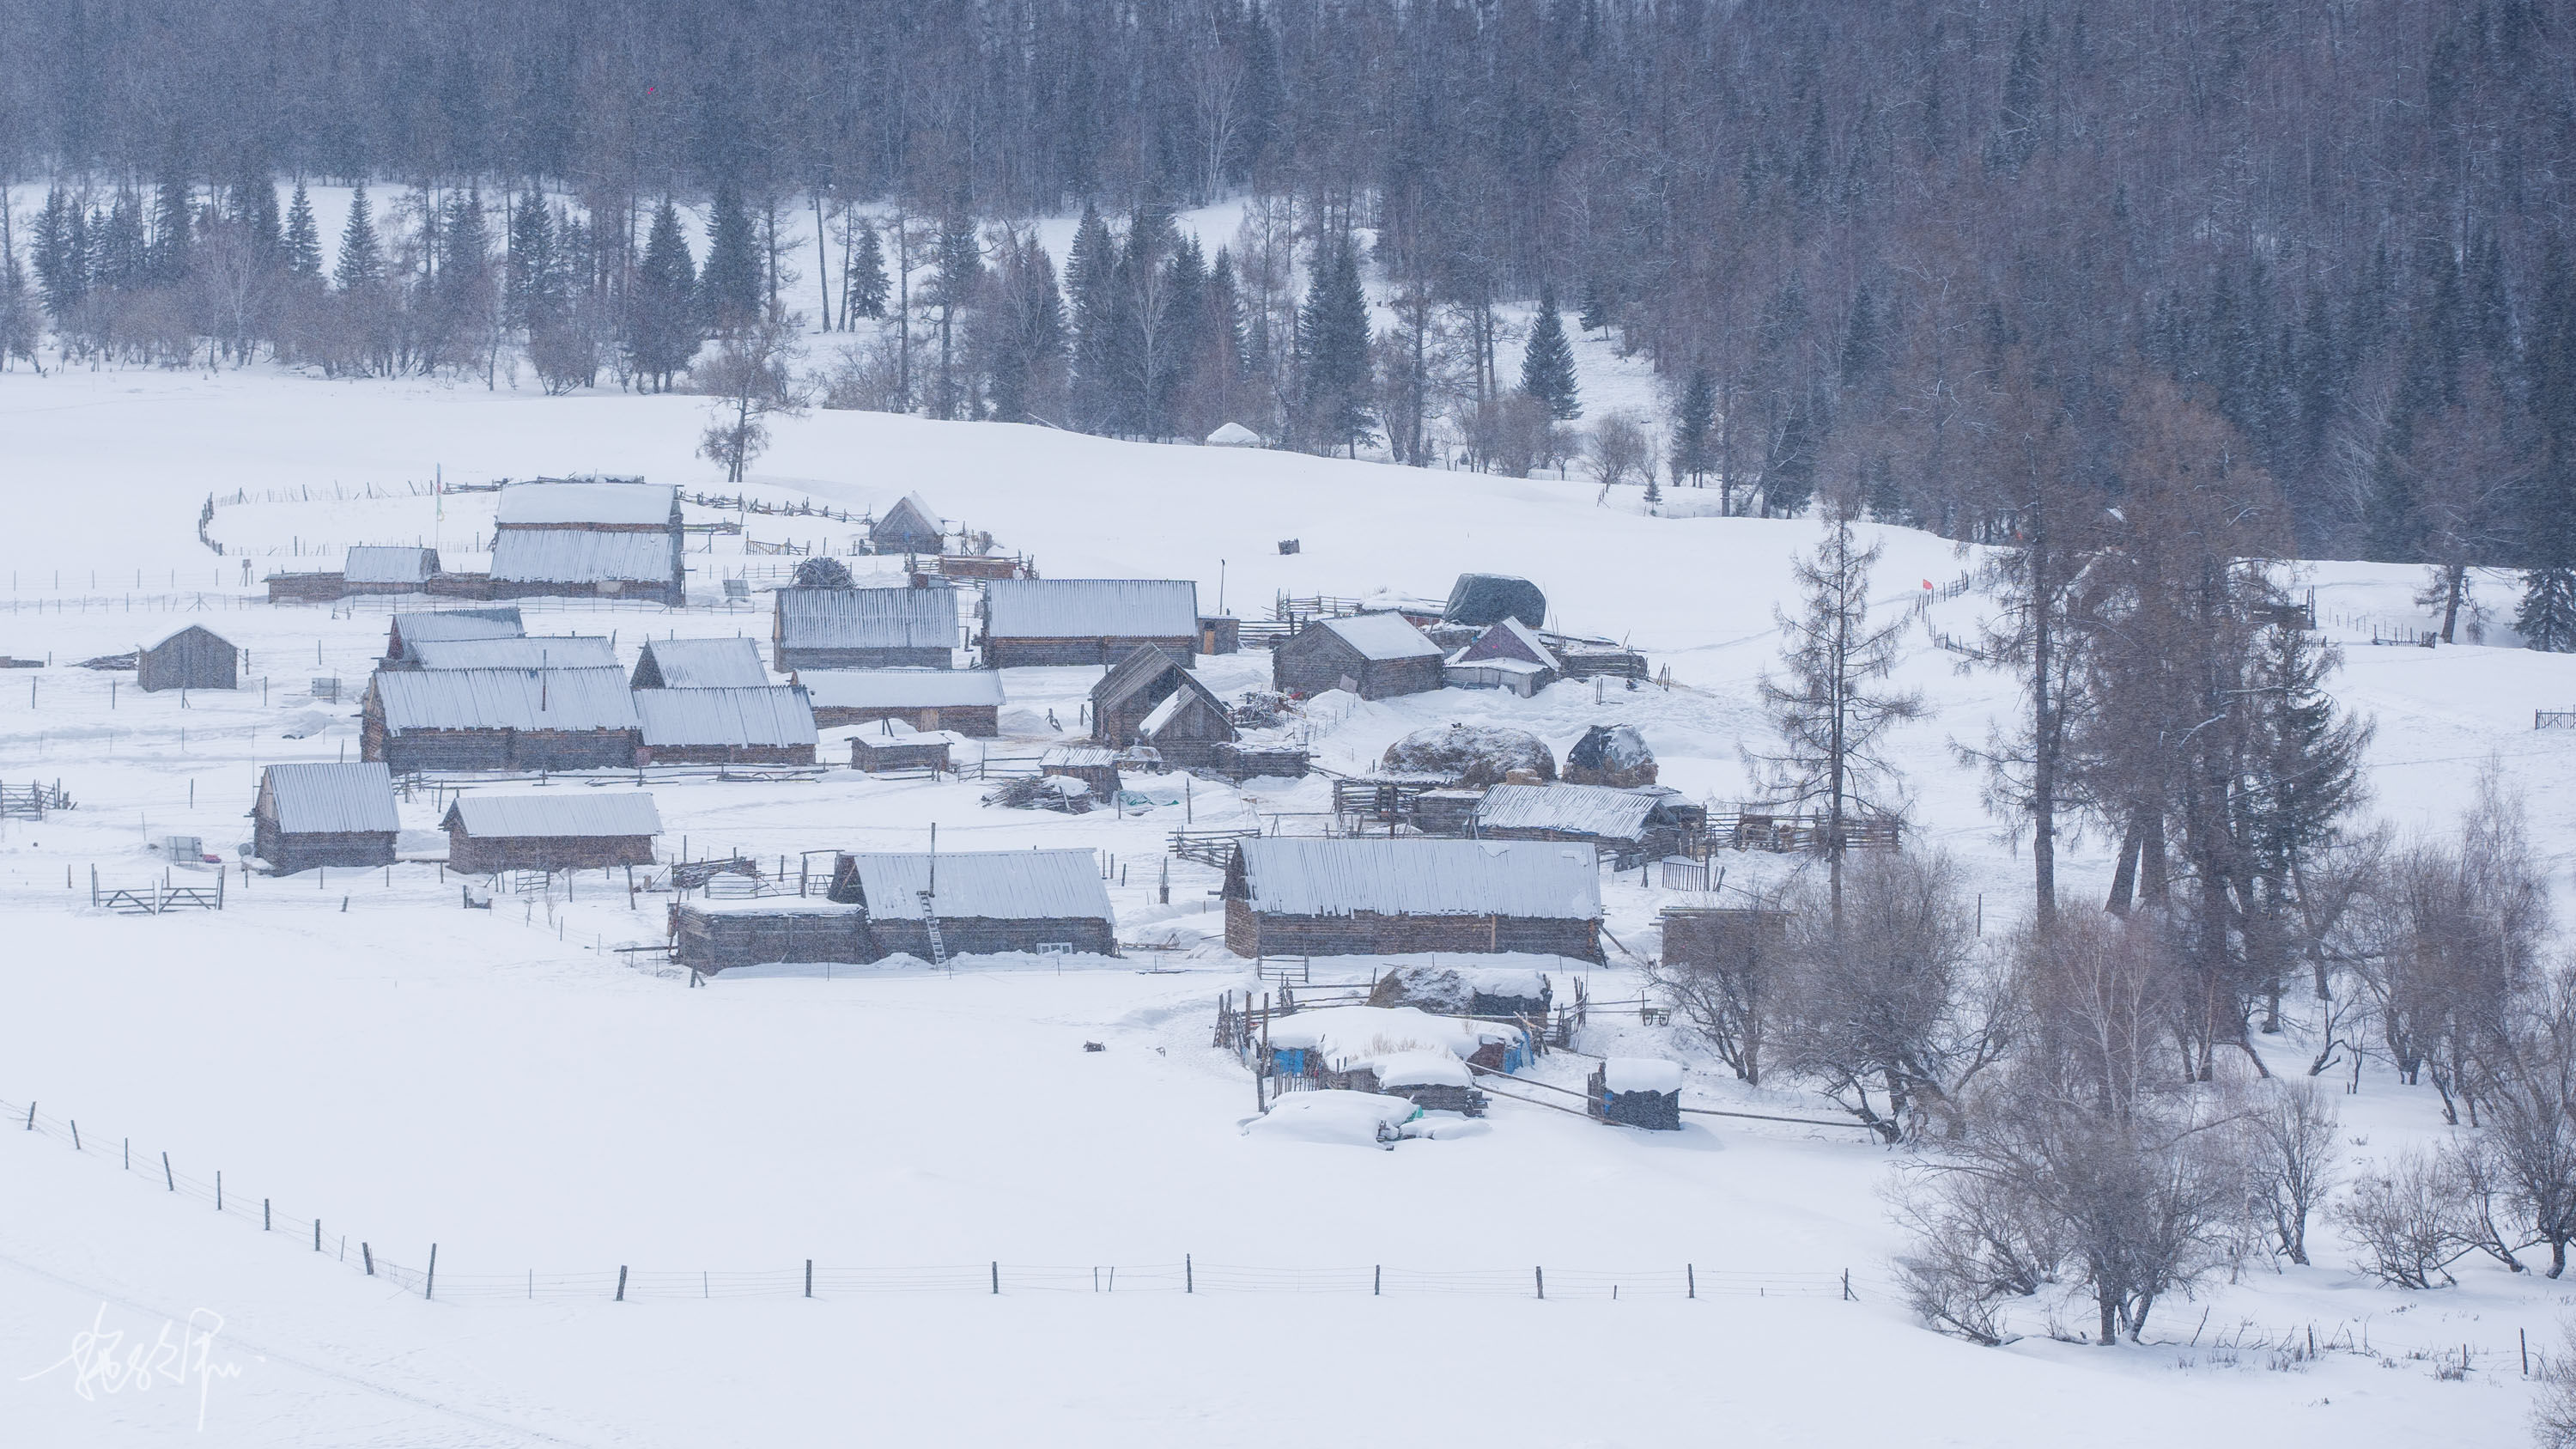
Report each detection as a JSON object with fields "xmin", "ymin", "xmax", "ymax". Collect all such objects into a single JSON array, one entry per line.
[{"xmin": 1, "ymin": 366, "xmax": 2570, "ymax": 1446}]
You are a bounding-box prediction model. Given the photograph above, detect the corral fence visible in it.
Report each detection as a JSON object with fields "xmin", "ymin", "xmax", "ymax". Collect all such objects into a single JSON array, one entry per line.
[
  {"xmin": 2537, "ymin": 709, "xmax": 2575, "ymax": 730},
  {"xmin": 2, "ymin": 1093, "xmax": 1856, "ymax": 1306}
]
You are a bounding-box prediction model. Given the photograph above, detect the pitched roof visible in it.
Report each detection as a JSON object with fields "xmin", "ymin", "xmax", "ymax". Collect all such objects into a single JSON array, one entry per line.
[
  {"xmin": 983, "ymin": 579, "xmax": 1199, "ymax": 639},
  {"xmin": 370, "ymin": 667, "xmax": 640, "ymax": 732},
  {"xmin": 1042, "ymin": 745, "xmax": 1120, "ymax": 769},
  {"xmin": 262, "ymin": 763, "xmax": 398, "ymax": 834},
  {"xmin": 410, "ymin": 636, "xmax": 618, "ymax": 671},
  {"xmin": 1235, "ymin": 837, "xmax": 1602, "ymax": 920},
  {"xmin": 442, "ymin": 791, "xmax": 661, "ymax": 838},
  {"xmin": 1473, "ymin": 783, "xmax": 1666, "ymax": 841},
  {"xmin": 776, "ymin": 585, "xmax": 959, "ymax": 651},
  {"xmin": 494, "ymin": 480, "xmax": 676, "ymax": 527},
  {"xmin": 839, "ymin": 849, "xmax": 1112, "ymax": 921},
  {"xmin": 1139, "ymin": 687, "xmax": 1230, "ymax": 738},
  {"xmin": 145, "ymin": 624, "xmax": 232, "ymax": 653},
  {"xmin": 797, "ymin": 669, "xmax": 1005, "ymax": 709},
  {"xmin": 1315, "ymin": 612, "xmax": 1443, "ymax": 662},
  {"xmin": 390, "ymin": 610, "xmax": 524, "ymax": 654},
  {"xmin": 1449, "ymin": 618, "xmax": 1560, "ymax": 671},
  {"xmin": 869, "ymin": 494, "xmax": 942, "ymax": 543},
  {"xmin": 344, "ymin": 545, "xmax": 438, "ymax": 584},
  {"xmin": 490, "ymin": 529, "xmax": 677, "ymax": 583},
  {"xmin": 634, "ymin": 686, "xmax": 817, "ymax": 747},
  {"xmin": 635, "ymin": 636, "xmax": 769, "ymax": 688}
]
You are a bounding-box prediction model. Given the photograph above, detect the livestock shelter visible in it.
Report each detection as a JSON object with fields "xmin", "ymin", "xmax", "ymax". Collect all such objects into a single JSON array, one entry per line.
[
  {"xmin": 1473, "ymin": 783, "xmax": 1694, "ymax": 868},
  {"xmin": 1589, "ymin": 1059, "xmax": 1684, "ymax": 1130},
  {"xmin": 848, "ymin": 721, "xmax": 957, "ymax": 773},
  {"xmin": 671, "ymin": 899, "xmax": 870, "ymax": 973},
  {"xmin": 798, "ymin": 668, "xmax": 1002, "ymax": 734},
  {"xmin": 1272, "ymin": 613, "xmax": 1443, "ymax": 700},
  {"xmin": 440, "ymin": 791, "xmax": 660, "ymax": 874},
  {"xmin": 489, "ymin": 478, "xmax": 686, "ymax": 604},
  {"xmin": 1443, "ymin": 618, "xmax": 1561, "ymax": 697},
  {"xmin": 1222, "ymin": 837, "xmax": 1604, "ymax": 960},
  {"xmin": 406, "ymin": 636, "xmax": 619, "ymax": 671},
  {"xmin": 361, "ymin": 667, "xmax": 641, "ymax": 772},
  {"xmin": 384, "ymin": 608, "xmax": 524, "ymax": 664},
  {"xmin": 1091, "ymin": 647, "xmax": 1227, "ymax": 747},
  {"xmin": 868, "ymin": 493, "xmax": 945, "ymax": 555},
  {"xmin": 345, "ymin": 545, "xmax": 440, "ymax": 594},
  {"xmin": 980, "ymin": 579, "xmax": 1200, "ymax": 668},
  {"xmin": 137, "ymin": 625, "xmax": 239, "ymax": 691},
  {"xmin": 631, "ymin": 636, "xmax": 769, "ymax": 690},
  {"xmin": 825, "ymin": 849, "xmax": 1117, "ymax": 961},
  {"xmin": 1136, "ymin": 685, "xmax": 1237, "ymax": 770},
  {"xmin": 773, "ymin": 583, "xmax": 959, "ymax": 670},
  {"xmin": 251, "ymin": 762, "xmax": 399, "ymax": 874},
  {"xmin": 633, "ymin": 685, "xmax": 817, "ymax": 764}
]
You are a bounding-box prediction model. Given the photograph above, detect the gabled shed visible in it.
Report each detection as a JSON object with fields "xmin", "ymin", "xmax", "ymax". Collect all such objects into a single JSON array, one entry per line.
[
  {"xmin": 849, "ymin": 721, "xmax": 957, "ymax": 774},
  {"xmin": 1137, "ymin": 685, "xmax": 1237, "ymax": 770},
  {"xmin": 798, "ymin": 668, "xmax": 1002, "ymax": 734},
  {"xmin": 1473, "ymin": 782, "xmax": 1692, "ymax": 868},
  {"xmin": 1091, "ymin": 646, "xmax": 1229, "ymax": 748},
  {"xmin": 825, "ymin": 849, "xmax": 1117, "ymax": 960},
  {"xmin": 981, "ymin": 579, "xmax": 1200, "ymax": 668},
  {"xmin": 252, "ymin": 763, "xmax": 399, "ymax": 873},
  {"xmin": 386, "ymin": 608, "xmax": 524, "ymax": 664},
  {"xmin": 633, "ymin": 685, "xmax": 818, "ymax": 764},
  {"xmin": 1041, "ymin": 746, "xmax": 1121, "ymax": 800},
  {"xmin": 137, "ymin": 625, "xmax": 239, "ymax": 691},
  {"xmin": 631, "ymin": 636, "xmax": 769, "ymax": 689},
  {"xmin": 1222, "ymin": 837, "xmax": 1604, "ymax": 960},
  {"xmin": 362, "ymin": 667, "xmax": 641, "ymax": 772},
  {"xmin": 440, "ymin": 791, "xmax": 660, "ymax": 874},
  {"xmin": 1273, "ymin": 613, "xmax": 1443, "ymax": 700},
  {"xmin": 489, "ymin": 479, "xmax": 685, "ymax": 604},
  {"xmin": 1443, "ymin": 618, "xmax": 1561, "ymax": 697},
  {"xmin": 773, "ymin": 583, "xmax": 958, "ymax": 671},
  {"xmin": 868, "ymin": 494, "xmax": 945, "ymax": 555}
]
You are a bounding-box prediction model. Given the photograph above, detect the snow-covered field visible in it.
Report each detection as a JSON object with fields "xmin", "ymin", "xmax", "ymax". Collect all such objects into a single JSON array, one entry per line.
[{"xmin": 2, "ymin": 365, "xmax": 2572, "ymax": 1446}]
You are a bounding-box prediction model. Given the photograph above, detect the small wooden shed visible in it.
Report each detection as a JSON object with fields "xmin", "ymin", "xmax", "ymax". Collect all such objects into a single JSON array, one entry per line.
[
  {"xmin": 672, "ymin": 899, "xmax": 870, "ymax": 973},
  {"xmin": 798, "ymin": 668, "xmax": 1003, "ymax": 735},
  {"xmin": 1473, "ymin": 782, "xmax": 1694, "ymax": 868},
  {"xmin": 344, "ymin": 545, "xmax": 441, "ymax": 594},
  {"xmin": 825, "ymin": 849, "xmax": 1117, "ymax": 961},
  {"xmin": 1273, "ymin": 613, "xmax": 1443, "ymax": 700},
  {"xmin": 1091, "ymin": 647, "xmax": 1230, "ymax": 750},
  {"xmin": 849, "ymin": 721, "xmax": 956, "ymax": 774},
  {"xmin": 1442, "ymin": 618, "xmax": 1561, "ymax": 697},
  {"xmin": 1658, "ymin": 904, "xmax": 1790, "ymax": 976},
  {"xmin": 137, "ymin": 625, "xmax": 239, "ymax": 691},
  {"xmin": 252, "ymin": 762, "xmax": 399, "ymax": 873},
  {"xmin": 1223, "ymin": 837, "xmax": 1604, "ymax": 960},
  {"xmin": 1137, "ymin": 685, "xmax": 1237, "ymax": 771},
  {"xmin": 440, "ymin": 791, "xmax": 660, "ymax": 874},
  {"xmin": 1042, "ymin": 746, "xmax": 1122, "ymax": 801},
  {"xmin": 868, "ymin": 494, "xmax": 946, "ymax": 555},
  {"xmin": 632, "ymin": 636, "xmax": 769, "ymax": 689}
]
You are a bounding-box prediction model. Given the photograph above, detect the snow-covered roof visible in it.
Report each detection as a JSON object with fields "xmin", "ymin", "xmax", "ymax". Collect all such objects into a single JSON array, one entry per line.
[
  {"xmin": 841, "ymin": 849, "xmax": 1112, "ymax": 921},
  {"xmin": 263, "ymin": 763, "xmax": 399, "ymax": 835},
  {"xmin": 372, "ymin": 667, "xmax": 640, "ymax": 732},
  {"xmin": 1244, "ymin": 1090, "xmax": 1417, "ymax": 1145},
  {"xmin": 636, "ymin": 636, "xmax": 769, "ymax": 689},
  {"xmin": 1315, "ymin": 612, "xmax": 1442, "ymax": 661},
  {"xmin": 1473, "ymin": 783, "xmax": 1667, "ymax": 841},
  {"xmin": 490, "ymin": 530, "xmax": 677, "ymax": 584},
  {"xmin": 798, "ymin": 669, "xmax": 1004, "ymax": 708},
  {"xmin": 1138, "ymin": 691, "xmax": 1189, "ymax": 735},
  {"xmin": 1235, "ymin": 838, "xmax": 1602, "ymax": 919},
  {"xmin": 443, "ymin": 791, "xmax": 661, "ymax": 838},
  {"xmin": 344, "ymin": 545, "xmax": 438, "ymax": 584},
  {"xmin": 1042, "ymin": 746, "xmax": 1119, "ymax": 769},
  {"xmin": 1205, "ymin": 422, "xmax": 1263, "ymax": 447},
  {"xmin": 1449, "ymin": 618, "xmax": 1560, "ymax": 671},
  {"xmin": 1603, "ymin": 1058, "xmax": 1685, "ymax": 1095},
  {"xmin": 983, "ymin": 579, "xmax": 1199, "ymax": 640},
  {"xmin": 777, "ymin": 585, "xmax": 959, "ymax": 651},
  {"xmin": 410, "ymin": 636, "xmax": 618, "ymax": 671},
  {"xmin": 1265, "ymin": 1005, "xmax": 1520, "ymax": 1064},
  {"xmin": 390, "ymin": 610, "xmax": 523, "ymax": 651},
  {"xmin": 1373, "ymin": 1050, "xmax": 1474, "ymax": 1088},
  {"xmin": 494, "ymin": 480, "xmax": 676, "ymax": 527},
  {"xmin": 634, "ymin": 687, "xmax": 817, "ymax": 747}
]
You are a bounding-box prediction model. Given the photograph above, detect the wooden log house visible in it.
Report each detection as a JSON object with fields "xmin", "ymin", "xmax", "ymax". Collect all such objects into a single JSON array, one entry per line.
[
  {"xmin": 1089, "ymin": 647, "xmax": 1234, "ymax": 764},
  {"xmin": 487, "ymin": 478, "xmax": 687, "ymax": 604},
  {"xmin": 980, "ymin": 579, "xmax": 1200, "ymax": 668},
  {"xmin": 824, "ymin": 849, "xmax": 1117, "ymax": 961},
  {"xmin": 1222, "ymin": 837, "xmax": 1605, "ymax": 960},
  {"xmin": 1472, "ymin": 782, "xmax": 1696, "ymax": 869},
  {"xmin": 137, "ymin": 625, "xmax": 239, "ymax": 691},
  {"xmin": 1272, "ymin": 613, "xmax": 1444, "ymax": 700},
  {"xmin": 440, "ymin": 791, "xmax": 661, "ymax": 874},
  {"xmin": 361, "ymin": 667, "xmax": 641, "ymax": 772},
  {"xmin": 251, "ymin": 763, "xmax": 400, "ymax": 874},
  {"xmin": 1441, "ymin": 618, "xmax": 1562, "ymax": 697},
  {"xmin": 630, "ymin": 636, "xmax": 770, "ymax": 689},
  {"xmin": 632, "ymin": 685, "xmax": 818, "ymax": 764},
  {"xmin": 384, "ymin": 608, "xmax": 524, "ymax": 665},
  {"xmin": 797, "ymin": 668, "xmax": 1003, "ymax": 735},
  {"xmin": 773, "ymin": 582, "xmax": 959, "ymax": 671},
  {"xmin": 867, "ymin": 493, "xmax": 945, "ymax": 555}
]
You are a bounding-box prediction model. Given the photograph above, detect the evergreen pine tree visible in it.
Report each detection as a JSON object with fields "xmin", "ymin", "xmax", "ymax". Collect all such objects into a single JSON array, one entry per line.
[
  {"xmin": 629, "ymin": 198, "xmax": 700, "ymax": 392},
  {"xmin": 283, "ymin": 180, "xmax": 324, "ymax": 281},
  {"xmin": 1065, "ymin": 203, "xmax": 1118, "ymax": 431},
  {"xmin": 504, "ymin": 193, "xmax": 559, "ymax": 330},
  {"xmin": 231, "ymin": 166, "xmax": 281, "ymax": 266},
  {"xmin": 149, "ymin": 168, "xmax": 191, "ymax": 288},
  {"xmin": 700, "ymin": 182, "xmax": 762, "ymax": 332},
  {"xmin": 97, "ymin": 191, "xmax": 148, "ymax": 294},
  {"xmin": 30, "ymin": 188, "xmax": 86, "ymax": 319},
  {"xmin": 1155, "ymin": 235, "xmax": 1209, "ymax": 435},
  {"xmin": 925, "ymin": 211, "xmax": 983, "ymax": 418},
  {"xmin": 1520, "ymin": 284, "xmax": 1581, "ymax": 420},
  {"xmin": 2524, "ymin": 238, "xmax": 2576, "ymax": 653},
  {"xmin": 1839, "ymin": 283, "xmax": 1882, "ymax": 387},
  {"xmin": 844, "ymin": 219, "xmax": 888, "ymax": 320},
  {"xmin": 1671, "ymin": 362, "xmax": 1717, "ymax": 485},
  {"xmin": 333, "ymin": 182, "xmax": 383, "ymax": 291},
  {"xmin": 1765, "ymin": 399, "xmax": 1819, "ymax": 516},
  {"xmin": 1577, "ymin": 275, "xmax": 1611, "ymax": 335},
  {"xmin": 1295, "ymin": 234, "xmax": 1374, "ymax": 456}
]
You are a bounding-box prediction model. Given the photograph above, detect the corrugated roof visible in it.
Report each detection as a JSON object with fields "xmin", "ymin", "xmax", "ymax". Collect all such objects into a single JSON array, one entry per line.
[
  {"xmin": 983, "ymin": 579, "xmax": 1199, "ymax": 639},
  {"xmin": 797, "ymin": 669, "xmax": 1004, "ymax": 708},
  {"xmin": 372, "ymin": 667, "xmax": 640, "ymax": 732},
  {"xmin": 410, "ymin": 636, "xmax": 618, "ymax": 671},
  {"xmin": 495, "ymin": 480, "xmax": 677, "ymax": 526},
  {"xmin": 777, "ymin": 585, "xmax": 959, "ymax": 651},
  {"xmin": 1317, "ymin": 612, "xmax": 1443, "ymax": 661},
  {"xmin": 391, "ymin": 610, "xmax": 525, "ymax": 652},
  {"xmin": 345, "ymin": 546, "xmax": 438, "ymax": 584},
  {"xmin": 635, "ymin": 686, "xmax": 817, "ymax": 747},
  {"xmin": 841, "ymin": 850, "xmax": 1112, "ymax": 921},
  {"xmin": 491, "ymin": 529, "xmax": 678, "ymax": 583},
  {"xmin": 445, "ymin": 791, "xmax": 662, "ymax": 838},
  {"xmin": 1236, "ymin": 837, "xmax": 1601, "ymax": 920},
  {"xmin": 1042, "ymin": 746, "xmax": 1119, "ymax": 768},
  {"xmin": 1473, "ymin": 783, "xmax": 1662, "ymax": 840},
  {"xmin": 264, "ymin": 763, "xmax": 398, "ymax": 834},
  {"xmin": 636, "ymin": 637, "xmax": 769, "ymax": 688}
]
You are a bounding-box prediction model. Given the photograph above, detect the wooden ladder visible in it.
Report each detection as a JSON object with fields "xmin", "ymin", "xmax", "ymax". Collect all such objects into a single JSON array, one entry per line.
[{"xmin": 917, "ymin": 891, "xmax": 950, "ymax": 969}]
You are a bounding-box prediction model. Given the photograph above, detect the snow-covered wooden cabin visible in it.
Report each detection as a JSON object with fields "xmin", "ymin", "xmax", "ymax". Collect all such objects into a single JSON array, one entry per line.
[
  {"xmin": 1223, "ymin": 837, "xmax": 1604, "ymax": 961},
  {"xmin": 631, "ymin": 636, "xmax": 769, "ymax": 690},
  {"xmin": 137, "ymin": 625, "xmax": 239, "ymax": 691},
  {"xmin": 343, "ymin": 545, "xmax": 440, "ymax": 595},
  {"xmin": 252, "ymin": 763, "xmax": 399, "ymax": 874},
  {"xmin": 1473, "ymin": 782, "xmax": 1695, "ymax": 868},
  {"xmin": 488, "ymin": 478, "xmax": 686, "ymax": 605},
  {"xmin": 384, "ymin": 608, "xmax": 524, "ymax": 665},
  {"xmin": 1442, "ymin": 618, "xmax": 1561, "ymax": 697},
  {"xmin": 867, "ymin": 493, "xmax": 945, "ymax": 555},
  {"xmin": 633, "ymin": 685, "xmax": 817, "ymax": 764},
  {"xmin": 824, "ymin": 849, "xmax": 1116, "ymax": 961},
  {"xmin": 1272, "ymin": 613, "xmax": 1443, "ymax": 700},
  {"xmin": 798, "ymin": 668, "xmax": 1002, "ymax": 735},
  {"xmin": 1090, "ymin": 646, "xmax": 1233, "ymax": 761},
  {"xmin": 980, "ymin": 579, "xmax": 1200, "ymax": 668},
  {"xmin": 773, "ymin": 583, "xmax": 958, "ymax": 671},
  {"xmin": 440, "ymin": 791, "xmax": 660, "ymax": 874},
  {"xmin": 361, "ymin": 667, "xmax": 641, "ymax": 772}
]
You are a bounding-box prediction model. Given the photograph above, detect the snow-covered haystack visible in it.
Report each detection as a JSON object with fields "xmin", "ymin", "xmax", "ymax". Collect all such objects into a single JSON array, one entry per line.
[
  {"xmin": 1381, "ymin": 724, "xmax": 1555, "ymax": 786},
  {"xmin": 1367, "ymin": 963, "xmax": 1552, "ymax": 1018},
  {"xmin": 1241, "ymin": 1090, "xmax": 1414, "ymax": 1147},
  {"xmin": 1443, "ymin": 573, "xmax": 1547, "ymax": 629},
  {"xmin": 792, "ymin": 556, "xmax": 854, "ymax": 588},
  {"xmin": 1564, "ymin": 723, "xmax": 1656, "ymax": 788}
]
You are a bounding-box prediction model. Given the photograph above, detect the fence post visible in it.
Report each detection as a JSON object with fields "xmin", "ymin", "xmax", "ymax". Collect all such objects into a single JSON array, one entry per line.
[
  {"xmin": 1842, "ymin": 1269, "xmax": 1853, "ymax": 1301},
  {"xmin": 1687, "ymin": 1263, "xmax": 1695, "ymax": 1300},
  {"xmin": 362, "ymin": 1243, "xmax": 374, "ymax": 1275},
  {"xmin": 264, "ymin": 1199, "xmax": 270, "ymax": 1232},
  {"xmin": 69, "ymin": 1120, "xmax": 77, "ymax": 1151},
  {"xmin": 1185, "ymin": 1255, "xmax": 1193, "ymax": 1294},
  {"xmin": 216, "ymin": 1171, "xmax": 222, "ymax": 1212},
  {"xmin": 616, "ymin": 1265, "xmax": 628, "ymax": 1301},
  {"xmin": 805, "ymin": 1260, "xmax": 813, "ymax": 1299},
  {"xmin": 162, "ymin": 1152, "xmax": 174, "ymax": 1190},
  {"xmin": 21, "ymin": 1100, "xmax": 30, "ymax": 1129},
  {"xmin": 427, "ymin": 1245, "xmax": 437, "ymax": 1300},
  {"xmin": 1534, "ymin": 1267, "xmax": 1545, "ymax": 1300},
  {"xmin": 991, "ymin": 1261, "xmax": 999, "ymax": 1295},
  {"xmin": 1374, "ymin": 1265, "xmax": 1381, "ymax": 1297},
  {"xmin": 314, "ymin": 1219, "xmax": 321, "ymax": 1251}
]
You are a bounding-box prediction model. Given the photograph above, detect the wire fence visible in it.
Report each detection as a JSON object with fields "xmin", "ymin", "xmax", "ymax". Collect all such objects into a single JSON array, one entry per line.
[{"xmin": 1, "ymin": 1091, "xmax": 1856, "ymax": 1306}]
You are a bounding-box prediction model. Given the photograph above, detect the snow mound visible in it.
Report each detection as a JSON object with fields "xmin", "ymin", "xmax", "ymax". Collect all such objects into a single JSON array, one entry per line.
[
  {"xmin": 1380, "ymin": 723, "xmax": 1555, "ymax": 786},
  {"xmin": 1564, "ymin": 723, "xmax": 1656, "ymax": 788},
  {"xmin": 1604, "ymin": 1058, "xmax": 1686, "ymax": 1094},
  {"xmin": 1242, "ymin": 1090, "xmax": 1415, "ymax": 1147},
  {"xmin": 1399, "ymin": 1111, "xmax": 1493, "ymax": 1141},
  {"xmin": 1368, "ymin": 963, "xmax": 1552, "ymax": 1014}
]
